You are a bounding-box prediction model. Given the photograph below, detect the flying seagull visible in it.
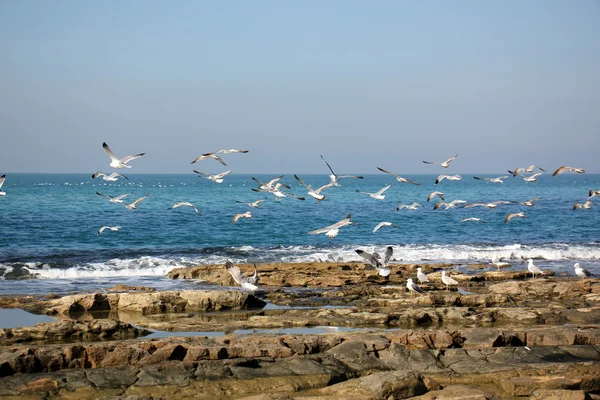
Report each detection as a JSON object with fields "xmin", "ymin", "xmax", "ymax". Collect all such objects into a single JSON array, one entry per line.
[
  {"xmin": 96, "ymin": 192, "xmax": 130, "ymax": 204},
  {"xmin": 377, "ymin": 167, "xmax": 420, "ymax": 185},
  {"xmin": 0, "ymin": 173, "xmax": 6, "ymax": 196},
  {"xmin": 168, "ymin": 202, "xmax": 200, "ymax": 214},
  {"xmin": 435, "ymin": 174, "xmax": 461, "ymax": 185},
  {"xmin": 308, "ymin": 214, "xmax": 354, "ymax": 238},
  {"xmin": 356, "ymin": 184, "xmax": 391, "ymax": 200},
  {"xmin": 521, "ymin": 173, "xmax": 543, "ymax": 182},
  {"xmin": 464, "ymin": 200, "xmax": 511, "ymax": 209},
  {"xmin": 191, "ymin": 152, "xmax": 227, "ymax": 166},
  {"xmin": 91, "ymin": 171, "xmax": 128, "ymax": 181},
  {"xmin": 103, "ymin": 142, "xmax": 145, "ymax": 169},
  {"xmin": 97, "ymin": 225, "xmax": 121, "ymax": 235},
  {"xmin": 441, "ymin": 271, "xmax": 458, "ymax": 291},
  {"xmin": 294, "ymin": 174, "xmax": 334, "ymax": 201},
  {"xmin": 460, "ymin": 217, "xmax": 486, "ymax": 223},
  {"xmin": 473, "ymin": 176, "xmax": 509, "ymax": 184},
  {"xmin": 215, "ymin": 149, "xmax": 249, "ymax": 154},
  {"xmin": 355, "ymin": 246, "xmax": 393, "ymax": 276},
  {"xmin": 573, "ymin": 200, "xmax": 594, "ymax": 210},
  {"xmin": 588, "ymin": 190, "xmax": 600, "ymax": 199},
  {"xmin": 527, "ymin": 259, "xmax": 545, "ymax": 279},
  {"xmin": 124, "ymin": 193, "xmax": 149, "ymax": 210},
  {"xmin": 504, "ymin": 212, "xmax": 525, "ymax": 224},
  {"xmin": 434, "ymin": 199, "xmax": 466, "ymax": 210},
  {"xmin": 552, "ymin": 166, "xmax": 585, "ymax": 176},
  {"xmin": 406, "ymin": 278, "xmax": 425, "ymax": 296},
  {"xmin": 416, "ymin": 267, "xmax": 429, "ymax": 283},
  {"xmin": 194, "ymin": 170, "xmax": 231, "ymax": 184},
  {"xmin": 423, "ymin": 154, "xmax": 458, "ymax": 168},
  {"xmin": 517, "ymin": 197, "xmax": 542, "ymax": 207},
  {"xmin": 236, "ymin": 200, "xmax": 265, "ymax": 209},
  {"xmin": 509, "ymin": 165, "xmax": 545, "ymax": 177},
  {"xmin": 320, "ymin": 155, "xmax": 364, "ymax": 186},
  {"xmin": 573, "ymin": 263, "xmax": 593, "ymax": 281},
  {"xmin": 427, "ymin": 191, "xmax": 444, "ymax": 202},
  {"xmin": 252, "ymin": 176, "xmax": 289, "ymax": 191},
  {"xmin": 232, "ymin": 211, "xmax": 252, "ymax": 224},
  {"xmin": 225, "ymin": 260, "xmax": 258, "ymax": 291},
  {"xmin": 372, "ymin": 221, "xmax": 396, "ymax": 233},
  {"xmin": 396, "ymin": 202, "xmax": 423, "ymax": 211}
]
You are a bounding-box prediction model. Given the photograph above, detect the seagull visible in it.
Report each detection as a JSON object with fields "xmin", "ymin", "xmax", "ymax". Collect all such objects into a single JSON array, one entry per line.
[
  {"xmin": 573, "ymin": 200, "xmax": 594, "ymax": 210},
  {"xmin": 406, "ymin": 278, "xmax": 425, "ymax": 296},
  {"xmin": 168, "ymin": 202, "xmax": 200, "ymax": 214},
  {"xmin": 573, "ymin": 263, "xmax": 593, "ymax": 281},
  {"xmin": 294, "ymin": 174, "xmax": 335, "ymax": 201},
  {"xmin": 509, "ymin": 165, "xmax": 545, "ymax": 177},
  {"xmin": 236, "ymin": 200, "xmax": 265, "ymax": 209},
  {"xmin": 252, "ymin": 176, "xmax": 289, "ymax": 191},
  {"xmin": 504, "ymin": 212, "xmax": 525, "ymax": 224},
  {"xmin": 372, "ymin": 221, "xmax": 396, "ymax": 233},
  {"xmin": 355, "ymin": 246, "xmax": 393, "ymax": 276},
  {"xmin": 232, "ymin": 211, "xmax": 252, "ymax": 224},
  {"xmin": 434, "ymin": 199, "xmax": 466, "ymax": 210},
  {"xmin": 0, "ymin": 173, "xmax": 6, "ymax": 196},
  {"xmin": 490, "ymin": 257, "xmax": 510, "ymax": 270},
  {"xmin": 320, "ymin": 155, "xmax": 364, "ymax": 186},
  {"xmin": 215, "ymin": 149, "xmax": 249, "ymax": 154},
  {"xmin": 251, "ymin": 181, "xmax": 304, "ymax": 200},
  {"xmin": 435, "ymin": 174, "xmax": 461, "ymax": 185},
  {"xmin": 473, "ymin": 176, "xmax": 509, "ymax": 184},
  {"xmin": 377, "ymin": 167, "xmax": 420, "ymax": 185},
  {"xmin": 521, "ymin": 173, "xmax": 543, "ymax": 182},
  {"xmin": 460, "ymin": 217, "xmax": 486, "ymax": 223},
  {"xmin": 308, "ymin": 214, "xmax": 354, "ymax": 238},
  {"xmin": 527, "ymin": 259, "xmax": 545, "ymax": 279},
  {"xmin": 441, "ymin": 271, "xmax": 458, "ymax": 291},
  {"xmin": 91, "ymin": 171, "xmax": 129, "ymax": 181},
  {"xmin": 423, "ymin": 154, "xmax": 458, "ymax": 168},
  {"xmin": 517, "ymin": 197, "xmax": 542, "ymax": 207},
  {"xmin": 588, "ymin": 190, "xmax": 600, "ymax": 199},
  {"xmin": 96, "ymin": 192, "xmax": 130, "ymax": 204},
  {"xmin": 97, "ymin": 226, "xmax": 121, "ymax": 235},
  {"xmin": 124, "ymin": 193, "xmax": 149, "ymax": 210},
  {"xmin": 464, "ymin": 201, "xmax": 512, "ymax": 209},
  {"xmin": 191, "ymin": 152, "xmax": 227, "ymax": 166},
  {"xmin": 356, "ymin": 184, "xmax": 391, "ymax": 200},
  {"xmin": 102, "ymin": 142, "xmax": 145, "ymax": 169},
  {"xmin": 225, "ymin": 260, "xmax": 258, "ymax": 291},
  {"xmin": 552, "ymin": 166, "xmax": 585, "ymax": 176},
  {"xmin": 427, "ymin": 191, "xmax": 444, "ymax": 202},
  {"xmin": 194, "ymin": 170, "xmax": 231, "ymax": 183},
  {"xmin": 396, "ymin": 202, "xmax": 423, "ymax": 211},
  {"xmin": 416, "ymin": 267, "xmax": 429, "ymax": 283}
]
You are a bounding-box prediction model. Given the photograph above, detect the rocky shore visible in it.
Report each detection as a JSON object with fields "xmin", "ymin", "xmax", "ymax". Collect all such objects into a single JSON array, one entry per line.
[{"xmin": 1, "ymin": 261, "xmax": 598, "ymax": 399}]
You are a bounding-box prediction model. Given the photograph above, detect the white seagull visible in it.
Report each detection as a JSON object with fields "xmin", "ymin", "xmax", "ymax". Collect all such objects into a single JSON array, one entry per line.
[
  {"xmin": 517, "ymin": 197, "xmax": 542, "ymax": 207},
  {"xmin": 552, "ymin": 166, "xmax": 585, "ymax": 176},
  {"xmin": 473, "ymin": 176, "xmax": 509, "ymax": 184},
  {"xmin": 232, "ymin": 211, "xmax": 252, "ymax": 224},
  {"xmin": 416, "ymin": 267, "xmax": 429, "ymax": 283},
  {"xmin": 191, "ymin": 152, "xmax": 227, "ymax": 166},
  {"xmin": 504, "ymin": 212, "xmax": 525, "ymax": 224},
  {"xmin": 124, "ymin": 193, "xmax": 149, "ymax": 210},
  {"xmin": 236, "ymin": 200, "xmax": 265, "ymax": 209},
  {"xmin": 252, "ymin": 176, "xmax": 289, "ymax": 191},
  {"xmin": 0, "ymin": 173, "xmax": 6, "ymax": 196},
  {"xmin": 435, "ymin": 174, "xmax": 462, "ymax": 185},
  {"xmin": 355, "ymin": 246, "xmax": 393, "ymax": 277},
  {"xmin": 308, "ymin": 214, "xmax": 355, "ymax": 238},
  {"xmin": 372, "ymin": 221, "xmax": 396, "ymax": 233},
  {"xmin": 377, "ymin": 167, "xmax": 420, "ymax": 185},
  {"xmin": 215, "ymin": 149, "xmax": 249, "ymax": 155},
  {"xmin": 96, "ymin": 192, "xmax": 130, "ymax": 204},
  {"xmin": 423, "ymin": 154, "xmax": 458, "ymax": 168},
  {"xmin": 464, "ymin": 200, "xmax": 511, "ymax": 209},
  {"xmin": 460, "ymin": 217, "xmax": 486, "ymax": 224},
  {"xmin": 225, "ymin": 260, "xmax": 258, "ymax": 291},
  {"xmin": 573, "ymin": 201, "xmax": 594, "ymax": 210},
  {"xmin": 168, "ymin": 202, "xmax": 200, "ymax": 214},
  {"xmin": 527, "ymin": 259, "xmax": 545, "ymax": 279},
  {"xmin": 356, "ymin": 184, "xmax": 391, "ymax": 200},
  {"xmin": 573, "ymin": 263, "xmax": 593, "ymax": 281},
  {"xmin": 91, "ymin": 171, "xmax": 128, "ymax": 182},
  {"xmin": 294, "ymin": 174, "xmax": 335, "ymax": 201},
  {"xmin": 490, "ymin": 257, "xmax": 510, "ymax": 270},
  {"xmin": 521, "ymin": 173, "xmax": 543, "ymax": 182},
  {"xmin": 441, "ymin": 271, "xmax": 458, "ymax": 291},
  {"xmin": 194, "ymin": 170, "xmax": 232, "ymax": 184},
  {"xmin": 320, "ymin": 155, "xmax": 364, "ymax": 186},
  {"xmin": 97, "ymin": 225, "xmax": 121, "ymax": 235},
  {"xmin": 427, "ymin": 191, "xmax": 444, "ymax": 202},
  {"xmin": 434, "ymin": 199, "xmax": 466, "ymax": 210},
  {"xmin": 396, "ymin": 202, "xmax": 424, "ymax": 211},
  {"xmin": 406, "ymin": 278, "xmax": 425, "ymax": 296},
  {"xmin": 102, "ymin": 142, "xmax": 145, "ymax": 169},
  {"xmin": 509, "ymin": 165, "xmax": 546, "ymax": 177},
  {"xmin": 588, "ymin": 190, "xmax": 600, "ymax": 199}
]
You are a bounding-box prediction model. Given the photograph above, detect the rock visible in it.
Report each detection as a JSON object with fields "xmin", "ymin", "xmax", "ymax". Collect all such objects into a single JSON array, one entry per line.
[
  {"xmin": 500, "ymin": 376, "xmax": 582, "ymax": 397},
  {"xmin": 529, "ymin": 389, "xmax": 589, "ymax": 400},
  {"xmin": 410, "ymin": 384, "xmax": 501, "ymax": 399}
]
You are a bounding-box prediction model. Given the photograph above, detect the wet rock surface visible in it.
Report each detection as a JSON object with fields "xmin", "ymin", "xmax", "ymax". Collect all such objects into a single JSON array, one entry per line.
[{"xmin": 1, "ymin": 261, "xmax": 599, "ymax": 399}]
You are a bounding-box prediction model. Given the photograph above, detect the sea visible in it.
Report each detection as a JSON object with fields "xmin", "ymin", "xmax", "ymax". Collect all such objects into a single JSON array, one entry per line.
[{"xmin": 1, "ymin": 172, "xmax": 599, "ymax": 297}]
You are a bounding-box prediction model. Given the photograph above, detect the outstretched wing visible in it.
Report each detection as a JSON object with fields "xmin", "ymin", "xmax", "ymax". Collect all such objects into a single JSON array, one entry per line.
[
  {"xmin": 355, "ymin": 249, "xmax": 380, "ymax": 267},
  {"xmin": 102, "ymin": 142, "xmax": 120, "ymax": 162},
  {"xmin": 381, "ymin": 246, "xmax": 393, "ymax": 267},
  {"xmin": 320, "ymin": 155, "xmax": 336, "ymax": 176},
  {"xmin": 225, "ymin": 261, "xmax": 244, "ymax": 285},
  {"xmin": 120, "ymin": 153, "xmax": 145, "ymax": 164}
]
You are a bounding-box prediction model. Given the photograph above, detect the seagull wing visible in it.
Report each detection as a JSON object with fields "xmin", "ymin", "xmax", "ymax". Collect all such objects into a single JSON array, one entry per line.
[
  {"xmin": 225, "ymin": 261, "xmax": 244, "ymax": 285},
  {"xmin": 410, "ymin": 281, "xmax": 425, "ymax": 294},
  {"xmin": 131, "ymin": 193, "xmax": 149, "ymax": 207},
  {"xmin": 216, "ymin": 170, "xmax": 232, "ymax": 179},
  {"xmin": 0, "ymin": 174, "xmax": 5, "ymax": 189},
  {"xmin": 120, "ymin": 153, "xmax": 145, "ymax": 165},
  {"xmin": 102, "ymin": 142, "xmax": 120, "ymax": 163},
  {"xmin": 375, "ymin": 185, "xmax": 391, "ymax": 196},
  {"xmin": 294, "ymin": 174, "xmax": 312, "ymax": 190},
  {"xmin": 381, "ymin": 246, "xmax": 393, "ymax": 267},
  {"xmin": 444, "ymin": 154, "xmax": 459, "ymax": 164},
  {"xmin": 320, "ymin": 155, "xmax": 336, "ymax": 176},
  {"xmin": 355, "ymin": 249, "xmax": 380, "ymax": 267},
  {"xmin": 552, "ymin": 166, "xmax": 569, "ymax": 176}
]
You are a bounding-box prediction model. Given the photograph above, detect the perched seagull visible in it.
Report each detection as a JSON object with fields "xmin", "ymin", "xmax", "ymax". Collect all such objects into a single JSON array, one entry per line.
[
  {"xmin": 588, "ymin": 190, "xmax": 600, "ymax": 199},
  {"xmin": 396, "ymin": 202, "xmax": 423, "ymax": 211},
  {"xmin": 320, "ymin": 155, "xmax": 364, "ymax": 186},
  {"xmin": 460, "ymin": 217, "xmax": 487, "ymax": 223},
  {"xmin": 97, "ymin": 225, "xmax": 121, "ymax": 235},
  {"xmin": 517, "ymin": 197, "xmax": 542, "ymax": 207},
  {"xmin": 464, "ymin": 201, "xmax": 512, "ymax": 209},
  {"xmin": 168, "ymin": 202, "xmax": 200, "ymax": 214},
  {"xmin": 232, "ymin": 211, "xmax": 252, "ymax": 224},
  {"xmin": 473, "ymin": 176, "xmax": 509, "ymax": 184},
  {"xmin": 521, "ymin": 173, "xmax": 543, "ymax": 182},
  {"xmin": 193, "ymin": 170, "xmax": 232, "ymax": 184},
  {"xmin": 377, "ymin": 167, "xmax": 420, "ymax": 185},
  {"xmin": 124, "ymin": 193, "xmax": 149, "ymax": 210},
  {"xmin": 308, "ymin": 214, "xmax": 354, "ymax": 238},
  {"xmin": 427, "ymin": 191, "xmax": 444, "ymax": 202},
  {"xmin": 573, "ymin": 263, "xmax": 593, "ymax": 281},
  {"xmin": 423, "ymin": 154, "xmax": 458, "ymax": 168},
  {"xmin": 435, "ymin": 174, "xmax": 462, "ymax": 185},
  {"xmin": 416, "ymin": 267, "xmax": 429, "ymax": 283},
  {"xmin": 552, "ymin": 166, "xmax": 585, "ymax": 176},
  {"xmin": 355, "ymin": 246, "xmax": 393, "ymax": 276},
  {"xmin": 96, "ymin": 192, "xmax": 130, "ymax": 204},
  {"xmin": 573, "ymin": 200, "xmax": 594, "ymax": 210},
  {"xmin": 236, "ymin": 200, "xmax": 265, "ymax": 209},
  {"xmin": 504, "ymin": 212, "xmax": 525, "ymax": 224},
  {"xmin": 406, "ymin": 278, "xmax": 425, "ymax": 296},
  {"xmin": 441, "ymin": 271, "xmax": 458, "ymax": 291},
  {"xmin": 102, "ymin": 142, "xmax": 145, "ymax": 169},
  {"xmin": 372, "ymin": 221, "xmax": 396, "ymax": 233},
  {"xmin": 0, "ymin": 173, "xmax": 6, "ymax": 196},
  {"xmin": 490, "ymin": 257, "xmax": 510, "ymax": 270},
  {"xmin": 91, "ymin": 171, "xmax": 128, "ymax": 182},
  {"xmin": 356, "ymin": 184, "xmax": 391, "ymax": 200},
  {"xmin": 225, "ymin": 260, "xmax": 258, "ymax": 291},
  {"xmin": 527, "ymin": 259, "xmax": 545, "ymax": 279},
  {"xmin": 191, "ymin": 152, "xmax": 227, "ymax": 166},
  {"xmin": 434, "ymin": 199, "xmax": 466, "ymax": 210},
  {"xmin": 294, "ymin": 174, "xmax": 334, "ymax": 201}
]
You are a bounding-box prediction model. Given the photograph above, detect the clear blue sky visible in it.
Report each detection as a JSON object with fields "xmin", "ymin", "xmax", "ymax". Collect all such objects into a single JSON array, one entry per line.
[{"xmin": 1, "ymin": 1, "xmax": 599, "ymax": 174}]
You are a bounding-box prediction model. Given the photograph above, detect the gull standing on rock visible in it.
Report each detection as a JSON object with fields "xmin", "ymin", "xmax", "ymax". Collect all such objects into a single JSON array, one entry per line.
[
  {"xmin": 0, "ymin": 173, "xmax": 6, "ymax": 196},
  {"xmin": 416, "ymin": 267, "xmax": 429, "ymax": 283},
  {"xmin": 102, "ymin": 142, "xmax": 145, "ymax": 169},
  {"xmin": 504, "ymin": 212, "xmax": 525, "ymax": 224},
  {"xmin": 225, "ymin": 260, "xmax": 258, "ymax": 291},
  {"xmin": 527, "ymin": 259, "xmax": 545, "ymax": 279},
  {"xmin": 406, "ymin": 278, "xmax": 425, "ymax": 296},
  {"xmin": 320, "ymin": 155, "xmax": 364, "ymax": 186},
  {"xmin": 573, "ymin": 263, "xmax": 593, "ymax": 281},
  {"xmin": 491, "ymin": 257, "xmax": 510, "ymax": 270},
  {"xmin": 168, "ymin": 202, "xmax": 200, "ymax": 215},
  {"xmin": 232, "ymin": 211, "xmax": 252, "ymax": 224},
  {"xmin": 356, "ymin": 184, "xmax": 391, "ymax": 200},
  {"xmin": 377, "ymin": 167, "xmax": 420, "ymax": 185},
  {"xmin": 441, "ymin": 271, "xmax": 458, "ymax": 291},
  {"xmin": 423, "ymin": 154, "xmax": 458, "ymax": 168},
  {"xmin": 435, "ymin": 174, "xmax": 462, "ymax": 185}
]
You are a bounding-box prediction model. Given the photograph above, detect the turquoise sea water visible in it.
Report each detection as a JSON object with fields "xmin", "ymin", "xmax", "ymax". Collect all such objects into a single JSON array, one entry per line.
[{"xmin": 0, "ymin": 172, "xmax": 598, "ymax": 295}]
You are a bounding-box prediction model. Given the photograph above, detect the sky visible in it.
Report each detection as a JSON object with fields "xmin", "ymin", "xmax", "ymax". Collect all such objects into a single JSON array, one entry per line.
[{"xmin": 1, "ymin": 1, "xmax": 599, "ymax": 174}]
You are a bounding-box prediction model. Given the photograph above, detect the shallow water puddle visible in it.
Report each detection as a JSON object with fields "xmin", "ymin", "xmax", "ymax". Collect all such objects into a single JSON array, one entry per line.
[{"xmin": 0, "ymin": 308, "xmax": 56, "ymax": 329}]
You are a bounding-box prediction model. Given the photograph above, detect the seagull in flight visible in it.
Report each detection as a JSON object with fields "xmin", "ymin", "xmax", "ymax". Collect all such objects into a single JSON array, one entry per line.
[
  {"xmin": 427, "ymin": 191, "xmax": 444, "ymax": 202},
  {"xmin": 435, "ymin": 174, "xmax": 461, "ymax": 185},
  {"xmin": 191, "ymin": 152, "xmax": 227, "ymax": 166},
  {"xmin": 225, "ymin": 260, "xmax": 258, "ymax": 291},
  {"xmin": 92, "ymin": 171, "xmax": 128, "ymax": 182},
  {"xmin": 520, "ymin": 173, "xmax": 543, "ymax": 182},
  {"xmin": 308, "ymin": 214, "xmax": 354, "ymax": 238},
  {"xmin": 0, "ymin": 174, "xmax": 6, "ymax": 196},
  {"xmin": 504, "ymin": 212, "xmax": 525, "ymax": 224},
  {"xmin": 194, "ymin": 170, "xmax": 231, "ymax": 183},
  {"xmin": 356, "ymin": 184, "xmax": 391, "ymax": 200},
  {"xmin": 473, "ymin": 176, "xmax": 509, "ymax": 184},
  {"xmin": 320, "ymin": 155, "xmax": 364, "ymax": 186},
  {"xmin": 96, "ymin": 192, "xmax": 130, "ymax": 204},
  {"xmin": 124, "ymin": 193, "xmax": 149, "ymax": 210},
  {"xmin": 573, "ymin": 200, "xmax": 594, "ymax": 210},
  {"xmin": 396, "ymin": 202, "xmax": 423, "ymax": 211},
  {"xmin": 215, "ymin": 149, "xmax": 249, "ymax": 154},
  {"xmin": 406, "ymin": 278, "xmax": 425, "ymax": 296},
  {"xmin": 573, "ymin": 263, "xmax": 593, "ymax": 281},
  {"xmin": 372, "ymin": 221, "xmax": 396, "ymax": 233},
  {"xmin": 460, "ymin": 217, "xmax": 486, "ymax": 223},
  {"xmin": 434, "ymin": 199, "xmax": 466, "ymax": 210},
  {"xmin": 103, "ymin": 142, "xmax": 145, "ymax": 169},
  {"xmin": 294, "ymin": 174, "xmax": 335, "ymax": 201},
  {"xmin": 527, "ymin": 259, "xmax": 545, "ymax": 279},
  {"xmin": 588, "ymin": 190, "xmax": 600, "ymax": 199},
  {"xmin": 377, "ymin": 167, "xmax": 420, "ymax": 185},
  {"xmin": 97, "ymin": 225, "xmax": 121, "ymax": 235},
  {"xmin": 509, "ymin": 165, "xmax": 545, "ymax": 177},
  {"xmin": 423, "ymin": 154, "xmax": 458, "ymax": 168},
  {"xmin": 252, "ymin": 176, "xmax": 289, "ymax": 191},
  {"xmin": 355, "ymin": 246, "xmax": 393, "ymax": 276},
  {"xmin": 552, "ymin": 166, "xmax": 585, "ymax": 176},
  {"xmin": 464, "ymin": 200, "xmax": 511, "ymax": 209},
  {"xmin": 168, "ymin": 202, "xmax": 200, "ymax": 214},
  {"xmin": 232, "ymin": 211, "xmax": 252, "ymax": 224},
  {"xmin": 517, "ymin": 197, "xmax": 542, "ymax": 207},
  {"xmin": 441, "ymin": 271, "xmax": 458, "ymax": 291},
  {"xmin": 236, "ymin": 200, "xmax": 265, "ymax": 209}
]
